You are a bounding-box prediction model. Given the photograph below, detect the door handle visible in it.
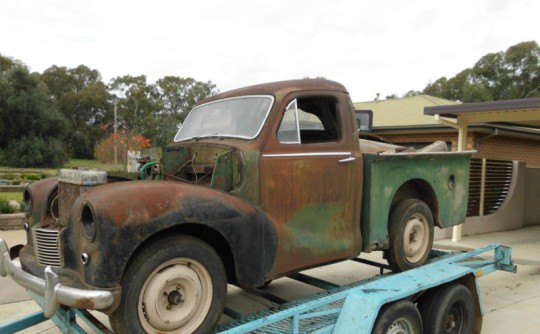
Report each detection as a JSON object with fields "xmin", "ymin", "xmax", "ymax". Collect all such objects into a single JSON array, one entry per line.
[{"xmin": 338, "ymin": 157, "xmax": 356, "ymax": 163}]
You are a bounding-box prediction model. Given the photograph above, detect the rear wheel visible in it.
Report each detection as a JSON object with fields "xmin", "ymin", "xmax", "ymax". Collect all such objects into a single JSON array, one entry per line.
[
  {"xmin": 417, "ymin": 283, "xmax": 475, "ymax": 334},
  {"xmin": 109, "ymin": 235, "xmax": 226, "ymax": 334},
  {"xmin": 372, "ymin": 299, "xmax": 423, "ymax": 334},
  {"xmin": 386, "ymin": 199, "xmax": 434, "ymax": 272}
]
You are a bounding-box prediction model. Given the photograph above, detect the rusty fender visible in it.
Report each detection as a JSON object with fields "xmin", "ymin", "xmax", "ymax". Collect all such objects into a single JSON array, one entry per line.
[
  {"xmin": 26, "ymin": 177, "xmax": 58, "ymax": 224},
  {"xmin": 21, "ymin": 177, "xmax": 59, "ymax": 253},
  {"xmin": 61, "ymin": 180, "xmax": 277, "ymax": 289}
]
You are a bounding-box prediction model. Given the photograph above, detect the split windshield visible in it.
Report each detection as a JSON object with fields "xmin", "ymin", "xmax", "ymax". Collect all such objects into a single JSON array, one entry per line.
[{"xmin": 174, "ymin": 95, "xmax": 274, "ymax": 142}]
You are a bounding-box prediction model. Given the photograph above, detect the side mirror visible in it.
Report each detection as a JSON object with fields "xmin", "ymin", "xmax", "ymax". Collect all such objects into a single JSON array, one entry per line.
[{"xmin": 355, "ymin": 110, "xmax": 373, "ymax": 132}]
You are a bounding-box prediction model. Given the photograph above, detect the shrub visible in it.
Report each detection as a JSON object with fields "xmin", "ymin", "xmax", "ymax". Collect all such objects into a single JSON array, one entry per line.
[
  {"xmin": 0, "ymin": 199, "xmax": 16, "ymax": 214},
  {"xmin": 94, "ymin": 131, "xmax": 151, "ymax": 164},
  {"xmin": 6, "ymin": 136, "xmax": 69, "ymax": 168},
  {"xmin": 21, "ymin": 174, "xmax": 42, "ymax": 181}
]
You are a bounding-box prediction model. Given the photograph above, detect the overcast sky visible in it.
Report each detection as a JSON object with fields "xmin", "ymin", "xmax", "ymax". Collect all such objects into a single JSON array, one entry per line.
[{"xmin": 1, "ymin": 0, "xmax": 538, "ymax": 102}]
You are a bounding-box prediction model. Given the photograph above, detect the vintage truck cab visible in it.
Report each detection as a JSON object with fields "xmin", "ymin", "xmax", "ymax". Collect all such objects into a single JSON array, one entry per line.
[{"xmin": 0, "ymin": 79, "xmax": 470, "ymax": 333}]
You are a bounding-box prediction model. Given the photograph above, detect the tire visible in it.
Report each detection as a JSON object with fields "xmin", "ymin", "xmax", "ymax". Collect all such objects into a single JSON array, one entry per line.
[
  {"xmin": 109, "ymin": 235, "xmax": 227, "ymax": 334},
  {"xmin": 386, "ymin": 199, "xmax": 434, "ymax": 272},
  {"xmin": 258, "ymin": 279, "xmax": 273, "ymax": 289},
  {"xmin": 372, "ymin": 300, "xmax": 423, "ymax": 334},
  {"xmin": 417, "ymin": 283, "xmax": 475, "ymax": 334}
]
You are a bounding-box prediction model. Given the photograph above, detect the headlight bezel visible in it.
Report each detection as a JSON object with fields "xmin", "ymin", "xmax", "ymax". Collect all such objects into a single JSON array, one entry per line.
[
  {"xmin": 23, "ymin": 187, "xmax": 32, "ymax": 216},
  {"xmin": 80, "ymin": 202, "xmax": 97, "ymax": 242}
]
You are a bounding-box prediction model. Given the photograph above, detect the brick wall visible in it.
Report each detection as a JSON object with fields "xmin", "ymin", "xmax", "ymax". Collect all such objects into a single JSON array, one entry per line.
[
  {"xmin": 476, "ymin": 136, "xmax": 540, "ymax": 168},
  {"xmin": 0, "ymin": 213, "xmax": 25, "ymax": 230}
]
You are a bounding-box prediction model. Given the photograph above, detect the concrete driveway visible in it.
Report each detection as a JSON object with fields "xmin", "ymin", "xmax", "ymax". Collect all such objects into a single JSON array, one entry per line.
[{"xmin": 1, "ymin": 225, "xmax": 539, "ymax": 333}]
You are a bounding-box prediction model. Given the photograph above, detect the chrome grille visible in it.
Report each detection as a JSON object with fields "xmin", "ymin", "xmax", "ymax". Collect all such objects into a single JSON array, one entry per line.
[{"xmin": 32, "ymin": 225, "xmax": 61, "ymax": 267}]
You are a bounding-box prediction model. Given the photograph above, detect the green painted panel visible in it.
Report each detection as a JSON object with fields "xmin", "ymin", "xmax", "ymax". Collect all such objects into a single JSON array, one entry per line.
[
  {"xmin": 210, "ymin": 151, "xmax": 233, "ymax": 191},
  {"xmin": 230, "ymin": 150, "xmax": 260, "ymax": 205},
  {"xmin": 162, "ymin": 146, "xmax": 189, "ymax": 176},
  {"xmin": 361, "ymin": 153, "xmax": 470, "ymax": 251},
  {"xmin": 282, "ymin": 203, "xmax": 352, "ymax": 255}
]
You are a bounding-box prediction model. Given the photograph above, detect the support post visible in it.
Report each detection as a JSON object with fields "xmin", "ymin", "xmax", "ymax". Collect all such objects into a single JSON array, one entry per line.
[{"xmin": 434, "ymin": 115, "xmax": 468, "ymax": 242}]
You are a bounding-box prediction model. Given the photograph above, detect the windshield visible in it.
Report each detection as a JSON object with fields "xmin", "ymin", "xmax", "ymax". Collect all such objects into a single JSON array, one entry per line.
[{"xmin": 174, "ymin": 95, "xmax": 274, "ymax": 142}]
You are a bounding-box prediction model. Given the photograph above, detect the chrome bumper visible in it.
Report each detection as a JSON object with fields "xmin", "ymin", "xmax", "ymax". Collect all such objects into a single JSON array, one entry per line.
[{"xmin": 0, "ymin": 238, "xmax": 114, "ymax": 318}]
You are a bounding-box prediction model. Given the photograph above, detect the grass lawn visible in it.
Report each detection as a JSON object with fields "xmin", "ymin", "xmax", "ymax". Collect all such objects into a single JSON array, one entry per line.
[
  {"xmin": 0, "ymin": 192, "xmax": 23, "ymax": 202},
  {"xmin": 0, "ymin": 159, "xmax": 120, "ymax": 205},
  {"xmin": 63, "ymin": 159, "xmax": 117, "ymax": 171},
  {"xmin": 0, "ymin": 159, "xmax": 118, "ymax": 175}
]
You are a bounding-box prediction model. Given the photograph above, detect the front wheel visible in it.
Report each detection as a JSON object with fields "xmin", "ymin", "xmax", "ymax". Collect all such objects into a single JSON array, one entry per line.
[
  {"xmin": 109, "ymin": 235, "xmax": 227, "ymax": 334},
  {"xmin": 386, "ymin": 199, "xmax": 434, "ymax": 272}
]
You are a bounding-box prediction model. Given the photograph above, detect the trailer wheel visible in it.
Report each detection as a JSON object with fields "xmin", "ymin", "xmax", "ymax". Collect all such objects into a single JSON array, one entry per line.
[
  {"xmin": 372, "ymin": 300, "xmax": 422, "ymax": 334},
  {"xmin": 418, "ymin": 283, "xmax": 474, "ymax": 334},
  {"xmin": 109, "ymin": 235, "xmax": 226, "ymax": 334},
  {"xmin": 386, "ymin": 199, "xmax": 434, "ymax": 272}
]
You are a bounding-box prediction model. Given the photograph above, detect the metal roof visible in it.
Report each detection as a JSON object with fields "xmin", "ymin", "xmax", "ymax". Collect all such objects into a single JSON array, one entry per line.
[
  {"xmin": 353, "ymin": 95, "xmax": 457, "ymax": 127},
  {"xmin": 424, "ymin": 97, "xmax": 540, "ymax": 129}
]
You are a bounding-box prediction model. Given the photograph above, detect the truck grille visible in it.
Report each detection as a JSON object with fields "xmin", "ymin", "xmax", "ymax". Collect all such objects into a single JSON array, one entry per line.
[{"xmin": 32, "ymin": 225, "xmax": 61, "ymax": 267}]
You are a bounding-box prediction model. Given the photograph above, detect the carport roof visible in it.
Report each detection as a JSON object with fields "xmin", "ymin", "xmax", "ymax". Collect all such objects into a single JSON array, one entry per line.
[{"xmin": 424, "ymin": 97, "xmax": 540, "ymax": 129}]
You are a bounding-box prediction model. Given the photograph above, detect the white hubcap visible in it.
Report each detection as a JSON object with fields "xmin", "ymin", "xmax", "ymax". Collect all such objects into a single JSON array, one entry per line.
[
  {"xmin": 402, "ymin": 214, "xmax": 429, "ymax": 263},
  {"xmin": 387, "ymin": 318, "xmax": 415, "ymax": 334},
  {"xmin": 139, "ymin": 258, "xmax": 213, "ymax": 333}
]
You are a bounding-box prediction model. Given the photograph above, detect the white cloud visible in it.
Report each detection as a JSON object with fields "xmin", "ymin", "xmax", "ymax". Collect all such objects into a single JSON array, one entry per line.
[{"xmin": 1, "ymin": 0, "xmax": 538, "ymax": 101}]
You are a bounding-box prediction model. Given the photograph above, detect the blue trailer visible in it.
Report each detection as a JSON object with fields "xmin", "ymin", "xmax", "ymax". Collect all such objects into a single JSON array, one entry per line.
[{"xmin": 0, "ymin": 243, "xmax": 516, "ymax": 334}]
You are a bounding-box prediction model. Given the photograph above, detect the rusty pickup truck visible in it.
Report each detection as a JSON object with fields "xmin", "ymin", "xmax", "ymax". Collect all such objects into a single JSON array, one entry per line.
[{"xmin": 0, "ymin": 79, "xmax": 471, "ymax": 333}]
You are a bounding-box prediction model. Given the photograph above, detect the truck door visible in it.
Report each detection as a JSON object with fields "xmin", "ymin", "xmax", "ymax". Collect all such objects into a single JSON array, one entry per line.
[{"xmin": 260, "ymin": 93, "xmax": 362, "ymax": 277}]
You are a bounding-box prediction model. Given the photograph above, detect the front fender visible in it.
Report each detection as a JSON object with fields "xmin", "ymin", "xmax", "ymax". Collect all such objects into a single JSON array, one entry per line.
[{"xmin": 61, "ymin": 180, "xmax": 277, "ymax": 288}]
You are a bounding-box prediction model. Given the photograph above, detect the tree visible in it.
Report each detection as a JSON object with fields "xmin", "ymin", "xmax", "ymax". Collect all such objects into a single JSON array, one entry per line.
[
  {"xmin": 94, "ymin": 130, "xmax": 151, "ymax": 164},
  {"xmin": 422, "ymin": 41, "xmax": 540, "ymax": 102},
  {"xmin": 472, "ymin": 41, "xmax": 540, "ymax": 100},
  {"xmin": 154, "ymin": 76, "xmax": 217, "ymax": 146},
  {"xmin": 108, "ymin": 75, "xmax": 161, "ymax": 143},
  {"xmin": 0, "ymin": 62, "xmax": 68, "ymax": 167},
  {"xmin": 403, "ymin": 90, "xmax": 421, "ymax": 98},
  {"xmin": 385, "ymin": 94, "xmax": 399, "ymax": 100},
  {"xmin": 105, "ymin": 75, "xmax": 217, "ymax": 153},
  {"xmin": 41, "ymin": 65, "xmax": 111, "ymax": 158},
  {"xmin": 0, "ymin": 53, "xmax": 19, "ymax": 72}
]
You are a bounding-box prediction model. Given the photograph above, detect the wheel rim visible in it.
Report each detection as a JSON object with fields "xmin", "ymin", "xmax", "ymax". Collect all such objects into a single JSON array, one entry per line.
[
  {"xmin": 444, "ymin": 302, "xmax": 465, "ymax": 332},
  {"xmin": 387, "ymin": 317, "xmax": 416, "ymax": 334},
  {"xmin": 402, "ymin": 213, "xmax": 429, "ymax": 263},
  {"xmin": 138, "ymin": 258, "xmax": 213, "ymax": 333}
]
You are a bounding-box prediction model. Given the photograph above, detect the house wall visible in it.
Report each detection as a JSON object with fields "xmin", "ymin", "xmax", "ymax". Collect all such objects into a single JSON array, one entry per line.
[
  {"xmin": 476, "ymin": 136, "xmax": 540, "ymax": 168},
  {"xmin": 524, "ymin": 167, "xmax": 540, "ymax": 226}
]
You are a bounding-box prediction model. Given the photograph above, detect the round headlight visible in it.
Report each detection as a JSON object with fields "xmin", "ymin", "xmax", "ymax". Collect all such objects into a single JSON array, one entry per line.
[
  {"xmin": 23, "ymin": 188, "xmax": 32, "ymax": 215},
  {"xmin": 81, "ymin": 203, "xmax": 97, "ymax": 241}
]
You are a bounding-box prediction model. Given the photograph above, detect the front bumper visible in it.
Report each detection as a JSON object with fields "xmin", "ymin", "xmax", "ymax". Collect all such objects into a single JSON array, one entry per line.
[{"xmin": 0, "ymin": 238, "xmax": 114, "ymax": 318}]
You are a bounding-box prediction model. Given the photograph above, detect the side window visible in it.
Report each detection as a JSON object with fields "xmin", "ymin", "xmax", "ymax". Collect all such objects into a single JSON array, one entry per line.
[
  {"xmin": 277, "ymin": 97, "xmax": 339, "ymax": 144},
  {"xmin": 277, "ymin": 100, "xmax": 300, "ymax": 144}
]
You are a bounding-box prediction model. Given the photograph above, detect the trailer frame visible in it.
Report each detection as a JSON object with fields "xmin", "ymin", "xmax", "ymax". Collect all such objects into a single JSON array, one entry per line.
[{"xmin": 0, "ymin": 243, "xmax": 516, "ymax": 334}]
